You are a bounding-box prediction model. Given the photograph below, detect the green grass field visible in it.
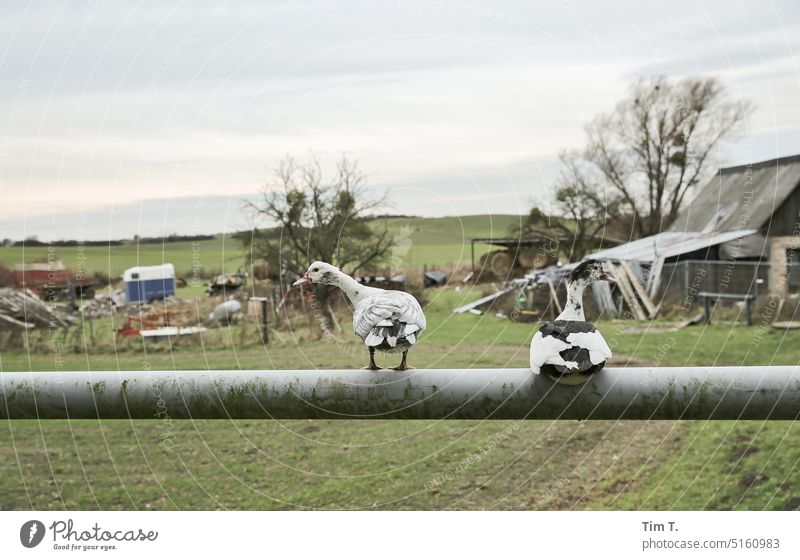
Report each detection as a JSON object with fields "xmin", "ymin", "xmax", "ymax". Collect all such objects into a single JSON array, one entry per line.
[
  {"xmin": 0, "ymin": 237, "xmax": 246, "ymax": 279},
  {"xmin": 378, "ymin": 214, "xmax": 524, "ymax": 267},
  {"xmin": 1, "ymin": 287, "xmax": 799, "ymax": 510},
  {"xmin": 0, "ymin": 214, "xmax": 524, "ymax": 278}
]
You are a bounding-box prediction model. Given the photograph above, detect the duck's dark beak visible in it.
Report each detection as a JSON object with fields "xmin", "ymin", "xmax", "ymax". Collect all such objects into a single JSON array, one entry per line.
[
  {"xmin": 599, "ymin": 271, "xmax": 615, "ymax": 284},
  {"xmin": 292, "ymin": 273, "xmax": 310, "ymax": 287}
]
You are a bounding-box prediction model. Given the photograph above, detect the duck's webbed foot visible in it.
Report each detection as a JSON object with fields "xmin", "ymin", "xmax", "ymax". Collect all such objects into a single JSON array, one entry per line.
[
  {"xmin": 392, "ymin": 351, "xmax": 414, "ymax": 371},
  {"xmin": 363, "ymin": 347, "xmax": 381, "ymax": 370}
]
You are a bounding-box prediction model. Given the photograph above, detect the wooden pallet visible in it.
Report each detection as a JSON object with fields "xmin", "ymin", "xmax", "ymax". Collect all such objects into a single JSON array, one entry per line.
[
  {"xmin": 605, "ymin": 261, "xmax": 647, "ymax": 321},
  {"xmin": 620, "ymin": 261, "xmax": 659, "ymax": 319}
]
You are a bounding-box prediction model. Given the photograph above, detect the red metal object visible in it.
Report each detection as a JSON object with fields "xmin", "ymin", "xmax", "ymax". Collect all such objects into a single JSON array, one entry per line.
[
  {"xmin": 12, "ymin": 260, "xmax": 95, "ymax": 296},
  {"xmin": 13, "ymin": 262, "xmax": 71, "ymax": 292},
  {"xmin": 115, "ymin": 315, "xmax": 164, "ymax": 338}
]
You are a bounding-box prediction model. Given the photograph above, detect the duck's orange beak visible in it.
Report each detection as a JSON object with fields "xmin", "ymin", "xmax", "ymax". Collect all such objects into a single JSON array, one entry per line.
[{"xmin": 292, "ymin": 273, "xmax": 310, "ymax": 287}]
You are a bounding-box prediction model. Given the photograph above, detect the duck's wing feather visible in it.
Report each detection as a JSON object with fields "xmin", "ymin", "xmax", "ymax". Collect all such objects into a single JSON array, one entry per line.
[
  {"xmin": 530, "ymin": 320, "xmax": 611, "ymax": 372},
  {"xmin": 354, "ymin": 291, "xmax": 426, "ymax": 348}
]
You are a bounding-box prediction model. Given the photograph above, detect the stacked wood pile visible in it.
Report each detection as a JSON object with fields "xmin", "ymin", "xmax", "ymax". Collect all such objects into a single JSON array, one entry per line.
[{"xmin": 0, "ymin": 288, "xmax": 69, "ymax": 329}]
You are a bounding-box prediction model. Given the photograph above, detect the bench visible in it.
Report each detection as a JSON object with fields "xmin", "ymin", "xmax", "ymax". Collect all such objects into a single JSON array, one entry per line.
[{"xmin": 697, "ymin": 292, "xmax": 756, "ymax": 326}]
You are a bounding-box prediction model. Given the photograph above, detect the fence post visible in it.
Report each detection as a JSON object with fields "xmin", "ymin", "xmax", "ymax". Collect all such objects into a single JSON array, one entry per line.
[
  {"xmin": 261, "ymin": 297, "xmax": 269, "ymax": 344},
  {"xmin": 684, "ymin": 261, "xmax": 689, "ymax": 300}
]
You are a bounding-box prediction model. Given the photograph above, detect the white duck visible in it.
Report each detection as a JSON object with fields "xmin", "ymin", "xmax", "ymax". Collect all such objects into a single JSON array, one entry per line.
[
  {"xmin": 293, "ymin": 261, "xmax": 426, "ymax": 370},
  {"xmin": 530, "ymin": 260, "xmax": 615, "ymax": 385}
]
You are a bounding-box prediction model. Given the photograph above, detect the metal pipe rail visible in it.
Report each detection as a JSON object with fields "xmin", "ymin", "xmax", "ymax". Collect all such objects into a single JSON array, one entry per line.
[{"xmin": 1, "ymin": 367, "xmax": 799, "ymax": 420}]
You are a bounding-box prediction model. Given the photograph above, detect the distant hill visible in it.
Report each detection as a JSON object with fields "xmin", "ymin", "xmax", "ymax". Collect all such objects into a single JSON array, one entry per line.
[
  {"xmin": 374, "ymin": 214, "xmax": 524, "ymax": 267},
  {"xmin": 0, "ymin": 214, "xmax": 524, "ymax": 277},
  {"xmin": 379, "ymin": 214, "xmax": 523, "ymax": 243},
  {"xmin": 0, "ymin": 236, "xmax": 245, "ymax": 280}
]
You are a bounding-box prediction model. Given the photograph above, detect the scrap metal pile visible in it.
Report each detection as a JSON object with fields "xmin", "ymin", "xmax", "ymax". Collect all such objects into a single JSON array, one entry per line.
[
  {"xmin": 0, "ymin": 285, "xmax": 216, "ymax": 345},
  {"xmin": 78, "ymin": 289, "xmax": 126, "ymax": 318},
  {"xmin": 455, "ymin": 260, "xmax": 660, "ymax": 321},
  {"xmin": 453, "ymin": 265, "xmax": 570, "ymax": 316},
  {"xmin": 206, "ymin": 272, "xmax": 247, "ymax": 295}
]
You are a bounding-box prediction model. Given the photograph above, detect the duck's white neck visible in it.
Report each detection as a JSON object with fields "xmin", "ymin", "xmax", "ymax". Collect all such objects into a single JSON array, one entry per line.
[
  {"xmin": 330, "ymin": 270, "xmax": 371, "ymax": 303},
  {"xmin": 557, "ymin": 280, "xmax": 587, "ymax": 321}
]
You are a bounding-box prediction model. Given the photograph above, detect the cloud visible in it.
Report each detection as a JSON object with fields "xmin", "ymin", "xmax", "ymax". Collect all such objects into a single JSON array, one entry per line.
[{"xmin": 1, "ymin": 0, "xmax": 798, "ymax": 238}]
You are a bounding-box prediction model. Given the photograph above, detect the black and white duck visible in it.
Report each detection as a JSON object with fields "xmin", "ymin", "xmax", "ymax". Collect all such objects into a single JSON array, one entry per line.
[{"xmin": 530, "ymin": 260, "xmax": 615, "ymax": 385}]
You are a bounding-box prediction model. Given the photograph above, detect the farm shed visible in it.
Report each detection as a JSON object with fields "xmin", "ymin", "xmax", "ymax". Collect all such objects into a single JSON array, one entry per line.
[
  {"xmin": 588, "ymin": 154, "xmax": 800, "ymax": 298},
  {"xmin": 12, "ymin": 259, "xmax": 95, "ymax": 300},
  {"xmin": 123, "ymin": 264, "xmax": 176, "ymax": 304},
  {"xmin": 470, "ymin": 234, "xmax": 567, "ymax": 278}
]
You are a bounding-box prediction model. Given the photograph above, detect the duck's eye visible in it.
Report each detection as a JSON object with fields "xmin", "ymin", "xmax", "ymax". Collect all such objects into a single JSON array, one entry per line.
[{"xmin": 312, "ymin": 267, "xmax": 319, "ymax": 272}]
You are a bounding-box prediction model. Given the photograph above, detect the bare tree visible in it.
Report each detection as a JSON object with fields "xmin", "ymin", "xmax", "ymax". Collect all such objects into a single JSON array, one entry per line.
[
  {"xmin": 584, "ymin": 76, "xmax": 749, "ymax": 237},
  {"xmin": 243, "ymin": 154, "xmax": 393, "ymax": 288},
  {"xmin": 520, "ymin": 152, "xmax": 620, "ymax": 261}
]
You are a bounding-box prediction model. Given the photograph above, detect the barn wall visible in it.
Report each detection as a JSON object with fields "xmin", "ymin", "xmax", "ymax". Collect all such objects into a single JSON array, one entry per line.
[
  {"xmin": 767, "ymin": 181, "xmax": 800, "ymax": 237},
  {"xmin": 719, "ymin": 233, "xmax": 770, "ymax": 260}
]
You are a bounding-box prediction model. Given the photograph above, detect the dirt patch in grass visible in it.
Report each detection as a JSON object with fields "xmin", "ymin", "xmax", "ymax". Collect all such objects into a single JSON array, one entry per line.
[
  {"xmin": 783, "ymin": 497, "xmax": 800, "ymax": 510},
  {"xmin": 731, "ymin": 445, "xmax": 760, "ymax": 460},
  {"xmin": 738, "ymin": 473, "xmax": 769, "ymax": 489}
]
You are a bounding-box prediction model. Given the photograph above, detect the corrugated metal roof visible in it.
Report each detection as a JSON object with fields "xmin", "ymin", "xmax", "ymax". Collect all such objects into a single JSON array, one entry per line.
[
  {"xmin": 669, "ymin": 154, "xmax": 800, "ymax": 233},
  {"xmin": 586, "ymin": 229, "xmax": 757, "ymax": 263}
]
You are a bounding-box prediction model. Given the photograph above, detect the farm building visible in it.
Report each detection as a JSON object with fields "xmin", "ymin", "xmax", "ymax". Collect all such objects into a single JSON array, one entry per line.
[
  {"xmin": 468, "ymin": 229, "xmax": 628, "ymax": 280},
  {"xmin": 123, "ymin": 264, "xmax": 176, "ymax": 304},
  {"xmin": 589, "ymin": 154, "xmax": 800, "ymax": 298},
  {"xmin": 11, "ymin": 259, "xmax": 95, "ymax": 300},
  {"xmin": 469, "ymin": 235, "xmax": 563, "ymax": 279}
]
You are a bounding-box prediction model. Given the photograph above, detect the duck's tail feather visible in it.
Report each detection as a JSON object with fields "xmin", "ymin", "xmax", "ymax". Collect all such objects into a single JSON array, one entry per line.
[{"xmin": 365, "ymin": 321, "xmax": 419, "ymax": 349}]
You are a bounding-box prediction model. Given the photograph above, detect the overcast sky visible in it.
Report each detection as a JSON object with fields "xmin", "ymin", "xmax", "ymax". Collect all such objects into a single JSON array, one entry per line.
[{"xmin": 1, "ymin": 0, "xmax": 798, "ymax": 240}]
